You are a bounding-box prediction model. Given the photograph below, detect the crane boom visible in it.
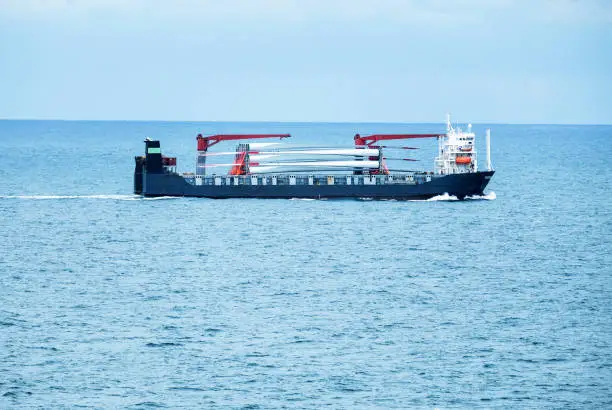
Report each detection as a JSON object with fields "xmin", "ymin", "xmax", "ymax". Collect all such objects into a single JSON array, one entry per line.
[
  {"xmin": 197, "ymin": 134, "xmax": 291, "ymax": 152},
  {"xmin": 354, "ymin": 133, "xmax": 440, "ymax": 147}
]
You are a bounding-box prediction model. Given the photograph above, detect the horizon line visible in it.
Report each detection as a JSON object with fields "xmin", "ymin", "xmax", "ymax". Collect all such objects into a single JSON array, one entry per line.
[{"xmin": 0, "ymin": 118, "xmax": 610, "ymax": 126}]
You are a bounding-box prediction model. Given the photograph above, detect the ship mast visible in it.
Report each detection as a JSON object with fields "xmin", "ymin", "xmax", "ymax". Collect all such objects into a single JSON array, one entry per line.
[{"xmin": 486, "ymin": 128, "xmax": 493, "ymax": 171}]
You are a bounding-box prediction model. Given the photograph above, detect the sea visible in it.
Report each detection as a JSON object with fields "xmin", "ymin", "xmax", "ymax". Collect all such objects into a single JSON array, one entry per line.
[{"xmin": 1, "ymin": 120, "xmax": 611, "ymax": 409}]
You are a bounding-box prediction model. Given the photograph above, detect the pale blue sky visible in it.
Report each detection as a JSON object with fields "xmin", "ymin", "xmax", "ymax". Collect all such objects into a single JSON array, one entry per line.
[{"xmin": 1, "ymin": 0, "xmax": 611, "ymax": 123}]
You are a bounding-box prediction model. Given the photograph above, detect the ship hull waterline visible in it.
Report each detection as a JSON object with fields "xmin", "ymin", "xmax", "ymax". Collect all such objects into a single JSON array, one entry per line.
[{"xmin": 138, "ymin": 171, "xmax": 494, "ymax": 200}]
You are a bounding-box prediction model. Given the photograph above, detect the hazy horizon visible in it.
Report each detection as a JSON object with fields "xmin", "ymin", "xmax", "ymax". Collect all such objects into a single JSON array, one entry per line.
[
  {"xmin": 1, "ymin": 0, "xmax": 611, "ymax": 124},
  {"xmin": 1, "ymin": 118, "xmax": 610, "ymax": 126}
]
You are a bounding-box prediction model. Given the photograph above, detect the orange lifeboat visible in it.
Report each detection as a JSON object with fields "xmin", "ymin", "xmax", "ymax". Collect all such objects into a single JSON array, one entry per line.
[{"xmin": 455, "ymin": 156, "xmax": 471, "ymax": 164}]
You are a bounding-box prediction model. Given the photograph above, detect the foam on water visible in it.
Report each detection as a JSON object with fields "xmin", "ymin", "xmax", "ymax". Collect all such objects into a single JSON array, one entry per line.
[
  {"xmin": 1, "ymin": 193, "xmax": 495, "ymax": 202},
  {"xmin": 425, "ymin": 192, "xmax": 459, "ymax": 201},
  {"xmin": 466, "ymin": 191, "xmax": 496, "ymax": 200},
  {"xmin": 1, "ymin": 192, "xmax": 496, "ymax": 202},
  {"xmin": 409, "ymin": 191, "xmax": 496, "ymax": 202},
  {"xmin": 0, "ymin": 194, "xmax": 177, "ymax": 201},
  {"xmin": 407, "ymin": 192, "xmax": 459, "ymax": 202}
]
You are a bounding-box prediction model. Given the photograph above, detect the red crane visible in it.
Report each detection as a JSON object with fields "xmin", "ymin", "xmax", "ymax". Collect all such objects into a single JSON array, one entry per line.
[
  {"xmin": 197, "ymin": 134, "xmax": 291, "ymax": 152},
  {"xmin": 354, "ymin": 133, "xmax": 440, "ymax": 175},
  {"xmin": 354, "ymin": 133, "xmax": 441, "ymax": 147}
]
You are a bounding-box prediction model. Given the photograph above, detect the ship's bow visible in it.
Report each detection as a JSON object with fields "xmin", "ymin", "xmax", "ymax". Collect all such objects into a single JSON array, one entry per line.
[{"xmin": 456, "ymin": 170, "xmax": 495, "ymax": 199}]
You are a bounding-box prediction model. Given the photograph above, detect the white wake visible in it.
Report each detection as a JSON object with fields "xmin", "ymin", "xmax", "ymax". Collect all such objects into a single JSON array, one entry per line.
[
  {"xmin": 465, "ymin": 191, "xmax": 496, "ymax": 200},
  {"xmin": 423, "ymin": 193, "xmax": 459, "ymax": 201},
  {"xmin": 0, "ymin": 194, "xmax": 177, "ymax": 201},
  {"xmin": 411, "ymin": 191, "xmax": 496, "ymax": 202},
  {"xmin": 1, "ymin": 192, "xmax": 495, "ymax": 202}
]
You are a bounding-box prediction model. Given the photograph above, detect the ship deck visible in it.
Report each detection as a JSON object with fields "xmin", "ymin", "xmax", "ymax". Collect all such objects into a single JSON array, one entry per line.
[{"xmin": 184, "ymin": 172, "xmax": 439, "ymax": 187}]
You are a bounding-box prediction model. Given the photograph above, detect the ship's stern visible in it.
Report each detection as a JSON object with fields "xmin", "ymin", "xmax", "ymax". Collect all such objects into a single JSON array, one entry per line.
[
  {"xmin": 134, "ymin": 139, "xmax": 164, "ymax": 196},
  {"xmin": 134, "ymin": 156, "xmax": 145, "ymax": 194}
]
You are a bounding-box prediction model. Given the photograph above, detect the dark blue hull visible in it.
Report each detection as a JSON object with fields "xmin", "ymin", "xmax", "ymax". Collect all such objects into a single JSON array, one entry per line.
[{"xmin": 139, "ymin": 171, "xmax": 494, "ymax": 200}]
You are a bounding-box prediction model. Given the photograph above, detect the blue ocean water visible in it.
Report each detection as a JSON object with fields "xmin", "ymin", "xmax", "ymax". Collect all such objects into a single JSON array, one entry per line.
[{"xmin": 1, "ymin": 120, "xmax": 611, "ymax": 409}]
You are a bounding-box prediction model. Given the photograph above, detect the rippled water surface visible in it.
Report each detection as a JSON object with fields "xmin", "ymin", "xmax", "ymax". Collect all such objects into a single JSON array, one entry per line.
[{"xmin": 1, "ymin": 121, "xmax": 611, "ymax": 408}]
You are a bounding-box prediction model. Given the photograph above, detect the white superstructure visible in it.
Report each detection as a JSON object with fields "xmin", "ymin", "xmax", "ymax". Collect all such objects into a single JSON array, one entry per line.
[{"xmin": 435, "ymin": 115, "xmax": 491, "ymax": 175}]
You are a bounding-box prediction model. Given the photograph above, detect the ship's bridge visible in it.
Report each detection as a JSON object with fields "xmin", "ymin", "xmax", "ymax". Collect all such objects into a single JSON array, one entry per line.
[{"xmin": 435, "ymin": 116, "xmax": 492, "ymax": 175}]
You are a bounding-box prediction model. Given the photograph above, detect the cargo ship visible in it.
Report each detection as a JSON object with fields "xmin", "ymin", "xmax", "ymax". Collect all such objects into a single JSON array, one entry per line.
[{"xmin": 134, "ymin": 117, "xmax": 494, "ymax": 199}]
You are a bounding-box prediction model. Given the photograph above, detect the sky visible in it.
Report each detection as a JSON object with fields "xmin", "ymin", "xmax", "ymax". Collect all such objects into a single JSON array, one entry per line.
[{"xmin": 0, "ymin": 0, "xmax": 611, "ymax": 124}]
